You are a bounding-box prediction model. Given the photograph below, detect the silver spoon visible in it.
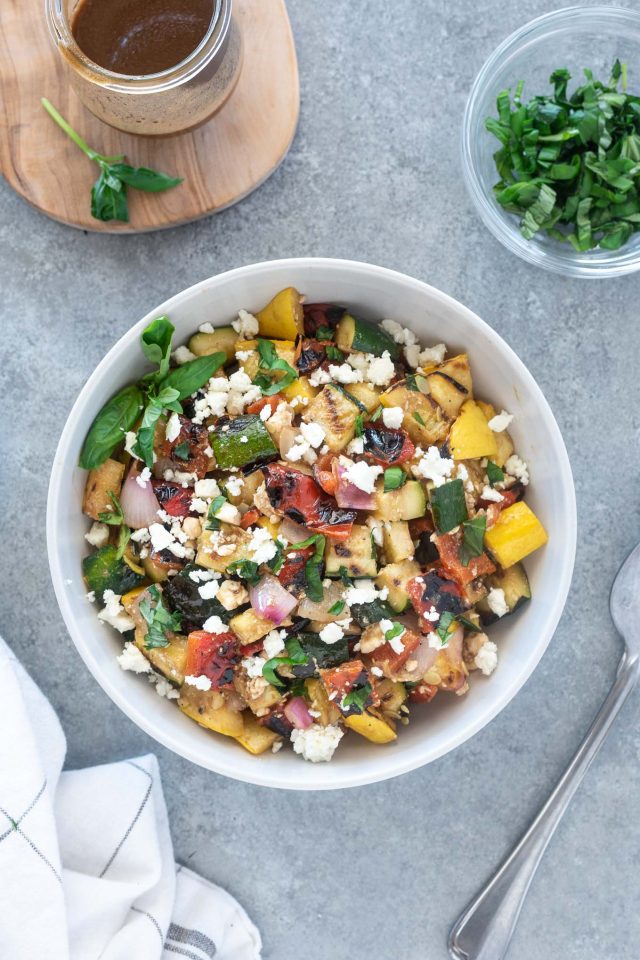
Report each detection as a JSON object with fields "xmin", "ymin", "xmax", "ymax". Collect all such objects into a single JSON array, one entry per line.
[{"xmin": 449, "ymin": 542, "xmax": 640, "ymax": 960}]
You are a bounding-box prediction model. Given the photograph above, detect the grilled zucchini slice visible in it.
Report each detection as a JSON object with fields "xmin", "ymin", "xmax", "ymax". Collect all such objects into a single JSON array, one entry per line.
[{"xmin": 303, "ymin": 384, "xmax": 360, "ymax": 451}]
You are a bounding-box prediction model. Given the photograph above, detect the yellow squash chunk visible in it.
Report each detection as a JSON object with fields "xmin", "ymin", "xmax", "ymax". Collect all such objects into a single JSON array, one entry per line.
[
  {"xmin": 229, "ymin": 608, "xmax": 275, "ymax": 644},
  {"xmin": 237, "ymin": 338, "xmax": 296, "ymax": 380},
  {"xmin": 256, "ymin": 287, "xmax": 304, "ymax": 340},
  {"xmin": 235, "ymin": 714, "xmax": 279, "ymax": 755},
  {"xmin": 196, "ymin": 523, "xmax": 253, "ymax": 573},
  {"xmin": 381, "ymin": 381, "xmax": 449, "ymax": 447},
  {"xmin": 346, "ymin": 381, "xmax": 381, "ymax": 413},
  {"xmin": 136, "ymin": 632, "xmax": 188, "ymax": 685},
  {"xmin": 303, "ymin": 384, "xmax": 359, "ymax": 451},
  {"xmin": 282, "ymin": 375, "xmax": 319, "ymax": 404},
  {"xmin": 345, "ymin": 711, "xmax": 397, "ymax": 743},
  {"xmin": 382, "ymin": 521, "xmax": 414, "ymax": 562},
  {"xmin": 427, "ymin": 354, "xmax": 473, "ymax": 418},
  {"xmin": 484, "ymin": 502, "xmax": 548, "ymax": 568},
  {"xmin": 82, "ymin": 458, "xmax": 125, "ymax": 521},
  {"xmin": 178, "ymin": 687, "xmax": 245, "ymax": 738},
  {"xmin": 449, "ymin": 400, "xmax": 498, "ymax": 460},
  {"xmin": 256, "ymin": 515, "xmax": 281, "ymax": 540},
  {"xmin": 121, "ymin": 586, "xmax": 147, "ymax": 611},
  {"xmin": 304, "ymin": 678, "xmax": 341, "ymax": 726},
  {"xmin": 476, "ymin": 401, "xmax": 515, "ymax": 468}
]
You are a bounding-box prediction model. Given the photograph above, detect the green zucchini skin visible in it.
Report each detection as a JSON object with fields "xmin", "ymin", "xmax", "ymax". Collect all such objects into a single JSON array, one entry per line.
[
  {"xmin": 477, "ymin": 563, "xmax": 532, "ymax": 625},
  {"xmin": 429, "ymin": 479, "xmax": 468, "ymax": 533},
  {"xmin": 329, "ymin": 382, "xmax": 368, "ymax": 413},
  {"xmin": 210, "ymin": 415, "xmax": 277, "ymax": 470},
  {"xmin": 336, "ymin": 314, "xmax": 401, "ymax": 359},
  {"xmin": 188, "ymin": 325, "xmax": 238, "ymax": 364},
  {"xmin": 82, "ymin": 546, "xmax": 144, "ymax": 602}
]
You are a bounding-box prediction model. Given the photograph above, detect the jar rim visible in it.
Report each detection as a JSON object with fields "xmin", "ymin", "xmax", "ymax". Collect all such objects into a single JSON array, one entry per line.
[{"xmin": 45, "ymin": 0, "xmax": 229, "ymax": 92}]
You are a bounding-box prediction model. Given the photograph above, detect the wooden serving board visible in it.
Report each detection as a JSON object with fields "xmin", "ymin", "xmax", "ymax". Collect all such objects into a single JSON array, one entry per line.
[{"xmin": 0, "ymin": 0, "xmax": 299, "ymax": 232}]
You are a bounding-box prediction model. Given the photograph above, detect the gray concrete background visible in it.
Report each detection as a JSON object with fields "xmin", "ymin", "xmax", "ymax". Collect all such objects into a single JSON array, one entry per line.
[{"xmin": 1, "ymin": 1, "xmax": 639, "ymax": 957}]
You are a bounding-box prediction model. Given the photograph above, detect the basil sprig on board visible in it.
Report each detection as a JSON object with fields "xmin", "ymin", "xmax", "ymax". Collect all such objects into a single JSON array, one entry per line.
[
  {"xmin": 41, "ymin": 99, "xmax": 183, "ymax": 223},
  {"xmin": 486, "ymin": 61, "xmax": 640, "ymax": 251},
  {"xmin": 79, "ymin": 316, "xmax": 225, "ymax": 470}
]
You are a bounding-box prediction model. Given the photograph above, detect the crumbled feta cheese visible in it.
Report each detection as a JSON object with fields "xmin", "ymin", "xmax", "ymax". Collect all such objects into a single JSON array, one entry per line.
[
  {"xmin": 487, "ymin": 587, "xmax": 509, "ymax": 618},
  {"xmin": 194, "ymin": 478, "xmax": 220, "ymax": 499},
  {"xmin": 481, "ymin": 485, "xmax": 504, "ymax": 503},
  {"xmin": 488, "ymin": 410, "xmax": 514, "ymax": 433},
  {"xmin": 284, "ymin": 437, "xmax": 310, "ymax": 463},
  {"xmin": 366, "ymin": 516, "xmax": 384, "ymax": 547},
  {"xmin": 263, "ymin": 629, "xmax": 287, "ymax": 659},
  {"xmin": 413, "ymin": 446, "xmax": 453, "ymax": 486},
  {"xmin": 225, "ymin": 475, "xmax": 245, "ymax": 497},
  {"xmin": 418, "ymin": 343, "xmax": 446, "ymax": 366},
  {"xmin": 202, "ymin": 614, "xmax": 228, "ymax": 634},
  {"xmin": 505, "ymin": 454, "xmax": 529, "ymax": 486},
  {"xmin": 184, "ymin": 674, "xmax": 213, "ymax": 691},
  {"xmin": 366, "ymin": 351, "xmax": 396, "ymax": 386},
  {"xmin": 198, "ymin": 580, "xmax": 220, "ymax": 600},
  {"xmin": 342, "ymin": 458, "xmax": 383, "ymax": 493},
  {"xmin": 259, "ymin": 404, "xmax": 272, "ymax": 422},
  {"xmin": 130, "ymin": 528, "xmax": 150, "ymax": 545},
  {"xmin": 380, "ymin": 620, "xmax": 405, "ymax": 654},
  {"xmin": 216, "ymin": 502, "xmax": 242, "ymax": 524},
  {"xmin": 198, "ymin": 322, "xmax": 215, "ymax": 334},
  {"xmin": 346, "ymin": 436, "xmax": 364, "ymax": 456},
  {"xmin": 117, "ymin": 641, "xmax": 152, "ymax": 673},
  {"xmin": 228, "ymin": 368, "xmax": 254, "ymax": 392},
  {"xmin": 98, "ymin": 591, "xmax": 135, "ymax": 634},
  {"xmin": 232, "ymin": 309, "xmax": 259, "ymax": 338},
  {"xmin": 188, "ymin": 568, "xmax": 217, "ymax": 583},
  {"xmin": 371, "ymin": 666, "xmax": 384, "ymax": 677},
  {"xmin": 343, "ymin": 579, "xmax": 381, "ymax": 605},
  {"xmin": 475, "ymin": 640, "xmax": 498, "ymax": 676},
  {"xmin": 380, "ymin": 318, "xmax": 417, "ymax": 346},
  {"xmin": 403, "ymin": 343, "xmax": 422, "ymax": 368},
  {"xmin": 190, "ymin": 497, "xmax": 209, "ymax": 515},
  {"xmin": 382, "ymin": 406, "xmax": 404, "ymax": 429},
  {"xmin": 319, "ymin": 622, "xmax": 345, "ymax": 645},
  {"xmin": 173, "ymin": 345, "xmax": 197, "ymax": 365},
  {"xmin": 309, "ymin": 367, "xmax": 332, "ymax": 387},
  {"xmin": 148, "ymin": 523, "xmax": 174, "ymax": 553},
  {"xmin": 299, "ymin": 421, "xmax": 326, "ymax": 448},
  {"xmin": 242, "ymin": 656, "xmax": 266, "ymax": 678},
  {"xmin": 154, "ymin": 676, "xmax": 180, "ymax": 699},
  {"xmin": 216, "ymin": 579, "xmax": 249, "ymax": 610},
  {"xmin": 165, "ymin": 412, "xmax": 182, "ymax": 443},
  {"xmin": 136, "ymin": 466, "xmax": 152, "ymax": 488},
  {"xmin": 328, "ymin": 362, "xmax": 363, "ymax": 384},
  {"xmin": 272, "ymin": 740, "xmax": 283, "ymax": 753},
  {"xmin": 86, "ymin": 590, "xmax": 96, "ymax": 603},
  {"xmin": 235, "ymin": 349, "xmax": 254, "ymax": 362},
  {"xmin": 124, "ymin": 431, "xmax": 141, "ymax": 459},
  {"xmin": 248, "ymin": 526, "xmax": 279, "ymax": 564},
  {"xmin": 85, "ymin": 521, "xmax": 109, "ymax": 548},
  {"xmin": 291, "ymin": 724, "xmax": 344, "ymax": 762}
]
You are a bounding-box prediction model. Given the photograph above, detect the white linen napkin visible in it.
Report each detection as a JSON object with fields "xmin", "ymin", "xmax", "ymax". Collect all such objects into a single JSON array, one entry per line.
[{"xmin": 0, "ymin": 637, "xmax": 262, "ymax": 960}]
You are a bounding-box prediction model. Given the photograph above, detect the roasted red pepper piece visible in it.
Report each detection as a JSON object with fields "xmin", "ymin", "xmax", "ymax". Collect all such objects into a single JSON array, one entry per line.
[
  {"xmin": 302, "ymin": 302, "xmax": 345, "ymax": 337},
  {"xmin": 263, "ymin": 463, "xmax": 356, "ymax": 540},
  {"xmin": 152, "ymin": 480, "xmax": 193, "ymax": 517},
  {"xmin": 157, "ymin": 414, "xmax": 211, "ymax": 479},
  {"xmin": 362, "ymin": 424, "xmax": 415, "ymax": 466},
  {"xmin": 185, "ymin": 630, "xmax": 239, "ymax": 689},
  {"xmin": 435, "ymin": 532, "xmax": 496, "ymax": 586},
  {"xmin": 239, "ymin": 507, "xmax": 261, "ymax": 529},
  {"xmin": 245, "ymin": 394, "xmax": 283, "ymax": 416},
  {"xmin": 407, "ymin": 570, "xmax": 467, "ymax": 632},
  {"xmin": 409, "ymin": 681, "xmax": 439, "ymax": 703},
  {"xmin": 313, "ymin": 452, "xmax": 338, "ymax": 496},
  {"xmin": 370, "ymin": 627, "xmax": 421, "ymax": 672},
  {"xmin": 277, "ymin": 547, "xmax": 313, "ymax": 588},
  {"xmin": 319, "ymin": 659, "xmax": 379, "ymax": 710}
]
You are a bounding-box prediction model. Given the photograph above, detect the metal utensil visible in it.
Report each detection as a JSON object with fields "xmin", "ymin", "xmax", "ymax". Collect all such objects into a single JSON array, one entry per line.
[{"xmin": 449, "ymin": 542, "xmax": 640, "ymax": 960}]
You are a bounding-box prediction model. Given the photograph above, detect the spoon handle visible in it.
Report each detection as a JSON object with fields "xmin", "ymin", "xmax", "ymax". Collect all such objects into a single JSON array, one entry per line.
[{"xmin": 448, "ymin": 650, "xmax": 639, "ymax": 960}]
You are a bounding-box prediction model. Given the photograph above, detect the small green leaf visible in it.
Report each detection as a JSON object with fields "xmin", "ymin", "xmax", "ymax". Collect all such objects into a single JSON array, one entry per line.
[
  {"xmin": 108, "ymin": 163, "xmax": 183, "ymax": 193},
  {"xmin": 342, "ymin": 682, "xmax": 372, "ymax": 714},
  {"xmin": 98, "ymin": 491, "xmax": 125, "ymax": 526},
  {"xmin": 141, "ymin": 316, "xmax": 175, "ymax": 380},
  {"xmin": 328, "ymin": 600, "xmax": 346, "ymax": 615},
  {"xmin": 225, "ymin": 559, "xmax": 261, "ymax": 584},
  {"xmin": 383, "ymin": 466, "xmax": 406, "ymax": 492},
  {"xmin": 413, "ymin": 411, "xmax": 425, "ymax": 426},
  {"xmin": 139, "ymin": 585, "xmax": 182, "ymax": 649},
  {"xmin": 459, "ymin": 516, "xmax": 487, "ymax": 567},
  {"xmin": 486, "ymin": 461, "xmax": 505, "ymax": 485},
  {"xmin": 436, "ymin": 610, "xmax": 456, "ymax": 646},
  {"xmin": 91, "ymin": 169, "xmax": 129, "ymax": 222},
  {"xmin": 384, "ymin": 622, "xmax": 405, "ymax": 644},
  {"xmin": 161, "ymin": 352, "xmax": 226, "ymax": 400},
  {"xmin": 173, "ymin": 441, "xmax": 190, "ymax": 461}
]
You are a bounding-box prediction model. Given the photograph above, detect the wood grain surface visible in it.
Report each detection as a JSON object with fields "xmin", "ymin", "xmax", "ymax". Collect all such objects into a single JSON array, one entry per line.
[{"xmin": 0, "ymin": 0, "xmax": 299, "ymax": 232}]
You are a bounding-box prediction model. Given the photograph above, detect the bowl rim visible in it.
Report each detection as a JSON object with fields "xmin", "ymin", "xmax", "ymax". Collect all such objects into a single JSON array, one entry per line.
[
  {"xmin": 46, "ymin": 257, "xmax": 577, "ymax": 789},
  {"xmin": 461, "ymin": 4, "xmax": 640, "ymax": 278}
]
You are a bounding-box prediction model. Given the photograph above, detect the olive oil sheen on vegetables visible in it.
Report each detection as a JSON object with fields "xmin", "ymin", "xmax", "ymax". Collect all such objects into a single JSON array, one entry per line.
[{"xmin": 71, "ymin": 0, "xmax": 216, "ymax": 75}]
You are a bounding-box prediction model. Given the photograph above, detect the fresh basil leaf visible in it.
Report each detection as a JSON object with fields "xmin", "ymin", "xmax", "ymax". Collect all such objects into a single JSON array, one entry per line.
[
  {"xmin": 262, "ymin": 635, "xmax": 308, "ymax": 689},
  {"xmin": 91, "ymin": 170, "xmax": 129, "ymax": 222},
  {"xmin": 141, "ymin": 316, "xmax": 175, "ymax": 380},
  {"xmin": 413, "ymin": 411, "xmax": 425, "ymax": 426},
  {"xmin": 139, "ymin": 585, "xmax": 182, "ymax": 649},
  {"xmin": 206, "ymin": 495, "xmax": 227, "ymax": 530},
  {"xmin": 173, "ymin": 441, "xmax": 190, "ymax": 461},
  {"xmin": 115, "ymin": 524, "xmax": 131, "ymax": 561},
  {"xmin": 459, "ymin": 516, "xmax": 487, "ymax": 567},
  {"xmin": 342, "ymin": 682, "xmax": 372, "ymax": 714},
  {"xmin": 486, "ymin": 461, "xmax": 505, "ymax": 485},
  {"xmin": 79, "ymin": 384, "xmax": 144, "ymax": 470},
  {"xmin": 370, "ymin": 405, "xmax": 383, "ymax": 422},
  {"xmin": 254, "ymin": 338, "xmax": 298, "ymax": 394},
  {"xmin": 383, "ymin": 466, "xmax": 406, "ymax": 492},
  {"xmin": 226, "ymin": 559, "xmax": 261, "ymax": 585},
  {"xmin": 134, "ymin": 386, "xmax": 181, "ymax": 468},
  {"xmin": 161, "ymin": 352, "xmax": 226, "ymax": 400},
  {"xmin": 458, "ymin": 614, "xmax": 481, "ymax": 633},
  {"xmin": 108, "ymin": 163, "xmax": 183, "ymax": 192},
  {"xmin": 315, "ymin": 326, "xmax": 334, "ymax": 341},
  {"xmin": 384, "ymin": 622, "xmax": 404, "ymax": 643},
  {"xmin": 326, "ymin": 345, "xmax": 345, "ymax": 362},
  {"xmin": 98, "ymin": 491, "xmax": 125, "ymax": 526},
  {"xmin": 436, "ymin": 610, "xmax": 455, "ymax": 645},
  {"xmin": 328, "ymin": 600, "xmax": 346, "ymax": 615}
]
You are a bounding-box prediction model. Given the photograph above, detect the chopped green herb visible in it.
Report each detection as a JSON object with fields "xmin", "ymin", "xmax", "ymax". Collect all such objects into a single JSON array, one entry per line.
[
  {"xmin": 430, "ymin": 479, "xmax": 468, "ymax": 533},
  {"xmin": 98, "ymin": 491, "xmax": 125, "ymax": 526},
  {"xmin": 262, "ymin": 636, "xmax": 307, "ymax": 689},
  {"xmin": 328, "ymin": 600, "xmax": 346, "ymax": 615},
  {"xmin": 338, "ymin": 566, "xmax": 353, "ymax": 587},
  {"xmin": 253, "ymin": 338, "xmax": 299, "ymax": 395},
  {"xmin": 287, "ymin": 534, "xmax": 326, "ymax": 602},
  {"xmin": 206, "ymin": 495, "xmax": 227, "ymax": 531},
  {"xmin": 139, "ymin": 585, "xmax": 182, "ymax": 649},
  {"xmin": 458, "ymin": 614, "xmax": 482, "ymax": 633},
  {"xmin": 405, "ymin": 375, "xmax": 420, "ymax": 392},
  {"xmin": 354, "ymin": 414, "xmax": 365, "ymax": 438},
  {"xmin": 326, "ymin": 345, "xmax": 345, "ymax": 362},
  {"xmin": 486, "ymin": 461, "xmax": 505, "ymax": 485},
  {"xmin": 370, "ymin": 405, "xmax": 383, "ymax": 422},
  {"xmin": 486, "ymin": 62, "xmax": 640, "ymax": 251},
  {"xmin": 316, "ymin": 326, "xmax": 334, "ymax": 341},
  {"xmin": 459, "ymin": 515, "xmax": 487, "ymax": 567},
  {"xmin": 342, "ymin": 682, "xmax": 372, "ymax": 714},
  {"xmin": 413, "ymin": 411, "xmax": 425, "ymax": 426},
  {"xmin": 383, "ymin": 466, "xmax": 407, "ymax": 492},
  {"xmin": 384, "ymin": 621, "xmax": 405, "ymax": 643},
  {"xmin": 226, "ymin": 559, "xmax": 261, "ymax": 585},
  {"xmin": 436, "ymin": 610, "xmax": 456, "ymax": 646},
  {"xmin": 173, "ymin": 441, "xmax": 190, "ymax": 461}
]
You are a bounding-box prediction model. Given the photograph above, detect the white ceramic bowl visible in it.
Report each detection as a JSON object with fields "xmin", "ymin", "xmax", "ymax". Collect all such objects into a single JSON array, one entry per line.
[{"xmin": 47, "ymin": 258, "xmax": 576, "ymax": 790}]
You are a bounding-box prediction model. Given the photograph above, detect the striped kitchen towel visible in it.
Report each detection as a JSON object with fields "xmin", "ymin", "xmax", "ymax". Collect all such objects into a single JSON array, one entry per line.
[{"xmin": 0, "ymin": 637, "xmax": 261, "ymax": 960}]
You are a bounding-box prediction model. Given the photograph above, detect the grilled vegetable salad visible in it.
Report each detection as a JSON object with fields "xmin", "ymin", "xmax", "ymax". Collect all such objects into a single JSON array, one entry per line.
[{"xmin": 81, "ymin": 287, "xmax": 547, "ymax": 763}]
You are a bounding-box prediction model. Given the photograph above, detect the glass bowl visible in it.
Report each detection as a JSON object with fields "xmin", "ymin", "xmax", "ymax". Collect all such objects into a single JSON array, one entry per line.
[{"xmin": 462, "ymin": 5, "xmax": 640, "ymax": 278}]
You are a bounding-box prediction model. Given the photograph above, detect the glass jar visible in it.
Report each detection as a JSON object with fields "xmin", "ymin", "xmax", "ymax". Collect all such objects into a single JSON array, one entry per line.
[{"xmin": 45, "ymin": 0, "xmax": 243, "ymax": 136}]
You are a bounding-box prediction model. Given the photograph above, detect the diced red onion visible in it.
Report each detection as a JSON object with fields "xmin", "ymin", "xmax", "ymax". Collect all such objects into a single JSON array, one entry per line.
[
  {"xmin": 249, "ymin": 574, "xmax": 297, "ymax": 625},
  {"xmin": 120, "ymin": 465, "xmax": 162, "ymax": 529},
  {"xmin": 284, "ymin": 696, "xmax": 313, "ymax": 729},
  {"xmin": 393, "ymin": 633, "xmax": 439, "ymax": 682},
  {"xmin": 333, "ymin": 462, "xmax": 376, "ymax": 510},
  {"xmin": 279, "ymin": 517, "xmax": 312, "ymax": 544},
  {"xmin": 297, "ymin": 582, "xmax": 346, "ymax": 622}
]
